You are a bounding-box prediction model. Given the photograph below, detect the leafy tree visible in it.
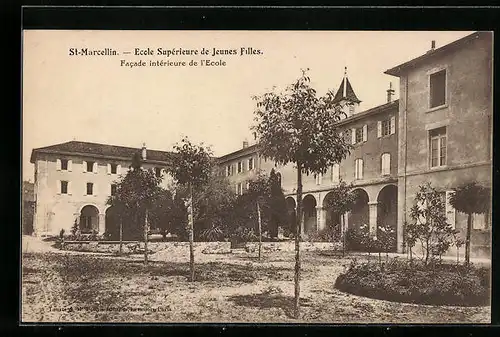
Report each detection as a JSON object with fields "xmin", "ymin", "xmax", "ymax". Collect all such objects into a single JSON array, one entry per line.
[
  {"xmin": 252, "ymin": 69, "xmax": 352, "ymax": 318},
  {"xmin": 449, "ymin": 182, "xmax": 490, "ymax": 266},
  {"xmin": 409, "ymin": 183, "xmax": 456, "ymax": 265},
  {"xmin": 148, "ymin": 188, "xmax": 174, "ymax": 240},
  {"xmin": 169, "ymin": 137, "xmax": 213, "ymax": 281},
  {"xmin": 106, "ymin": 154, "xmax": 162, "ymax": 263},
  {"xmin": 322, "ymin": 179, "xmax": 356, "ymax": 255},
  {"xmin": 195, "ymin": 171, "xmax": 237, "ymax": 241},
  {"xmin": 268, "ymin": 169, "xmax": 288, "ymax": 239}
]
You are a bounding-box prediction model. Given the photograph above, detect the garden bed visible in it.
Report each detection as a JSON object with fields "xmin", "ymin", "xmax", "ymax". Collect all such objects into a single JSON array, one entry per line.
[{"xmin": 334, "ymin": 258, "xmax": 490, "ymax": 307}]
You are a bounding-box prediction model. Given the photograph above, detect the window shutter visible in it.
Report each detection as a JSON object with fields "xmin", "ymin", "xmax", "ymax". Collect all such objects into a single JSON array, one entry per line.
[
  {"xmin": 83, "ymin": 161, "xmax": 87, "ymax": 173},
  {"xmin": 445, "ymin": 190, "xmax": 456, "ymax": 229},
  {"xmin": 68, "ymin": 181, "xmax": 72, "ymax": 195},
  {"xmin": 362, "ymin": 125, "xmax": 368, "ymax": 142},
  {"xmin": 117, "ymin": 164, "xmax": 122, "ymax": 175},
  {"xmin": 332, "ymin": 164, "xmax": 340, "ymax": 183},
  {"xmin": 68, "ymin": 160, "xmax": 73, "ymax": 172},
  {"xmin": 386, "ymin": 154, "xmax": 391, "ymax": 175},
  {"xmin": 351, "ymin": 128, "xmax": 356, "ymax": 144},
  {"xmin": 390, "ymin": 116, "xmax": 396, "ymax": 135},
  {"xmin": 94, "ymin": 183, "xmax": 98, "ymax": 196},
  {"xmin": 377, "ymin": 121, "xmax": 382, "ymax": 138},
  {"xmin": 359, "ymin": 159, "xmax": 364, "ymax": 179},
  {"xmin": 57, "ymin": 180, "xmax": 61, "ymax": 194},
  {"xmin": 318, "ymin": 173, "xmax": 322, "ymax": 185},
  {"xmin": 107, "ymin": 164, "xmax": 111, "ymax": 175},
  {"xmin": 473, "ymin": 213, "xmax": 486, "ymax": 230},
  {"xmin": 56, "ymin": 159, "xmax": 61, "ymax": 171},
  {"xmin": 93, "ymin": 162, "xmax": 98, "ymax": 174},
  {"xmin": 354, "ymin": 160, "xmax": 358, "ymax": 179}
]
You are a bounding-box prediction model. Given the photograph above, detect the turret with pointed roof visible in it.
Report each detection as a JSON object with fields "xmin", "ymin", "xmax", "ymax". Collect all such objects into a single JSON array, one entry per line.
[{"xmin": 333, "ymin": 67, "xmax": 361, "ymax": 117}]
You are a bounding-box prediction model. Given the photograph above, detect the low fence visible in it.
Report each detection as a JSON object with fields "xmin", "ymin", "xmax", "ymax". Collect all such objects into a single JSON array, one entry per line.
[
  {"xmin": 62, "ymin": 241, "xmax": 231, "ymax": 255},
  {"xmin": 244, "ymin": 241, "xmax": 343, "ymax": 253}
]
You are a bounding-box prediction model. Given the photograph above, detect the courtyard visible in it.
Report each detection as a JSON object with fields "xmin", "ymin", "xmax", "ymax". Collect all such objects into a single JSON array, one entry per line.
[{"xmin": 21, "ymin": 236, "xmax": 490, "ymax": 324}]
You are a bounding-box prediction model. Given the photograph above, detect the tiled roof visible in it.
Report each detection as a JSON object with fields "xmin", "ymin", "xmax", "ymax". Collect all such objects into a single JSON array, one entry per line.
[
  {"xmin": 333, "ymin": 77, "xmax": 361, "ymax": 104},
  {"xmin": 30, "ymin": 141, "xmax": 176, "ymax": 164}
]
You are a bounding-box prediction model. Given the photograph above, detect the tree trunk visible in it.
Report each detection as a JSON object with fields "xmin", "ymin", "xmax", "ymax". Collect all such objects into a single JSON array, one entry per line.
[
  {"xmin": 257, "ymin": 200, "xmax": 262, "ymax": 261},
  {"xmin": 144, "ymin": 209, "xmax": 148, "ymax": 264},
  {"xmin": 188, "ymin": 183, "xmax": 195, "ymax": 282},
  {"xmin": 293, "ymin": 162, "xmax": 303, "ymax": 319},
  {"xmin": 465, "ymin": 213, "xmax": 472, "ymax": 266},
  {"xmin": 119, "ymin": 219, "xmax": 123, "ymax": 255}
]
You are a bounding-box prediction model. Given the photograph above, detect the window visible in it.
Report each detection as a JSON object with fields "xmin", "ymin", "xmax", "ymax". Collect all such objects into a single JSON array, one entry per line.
[
  {"xmin": 236, "ymin": 183, "xmax": 243, "ymax": 195},
  {"xmin": 246, "ymin": 181, "xmax": 250, "ymax": 190},
  {"xmin": 331, "ymin": 164, "xmax": 340, "ymax": 183},
  {"xmin": 111, "ymin": 184, "xmax": 117, "ymax": 196},
  {"xmin": 226, "ymin": 165, "xmax": 232, "ymax": 176},
  {"xmin": 86, "ymin": 183, "xmax": 94, "ymax": 195},
  {"xmin": 473, "ymin": 213, "xmax": 489, "ymax": 230},
  {"xmin": 237, "ymin": 161, "xmax": 243, "ymax": 173},
  {"xmin": 377, "ymin": 117, "xmax": 396, "ymax": 138},
  {"xmin": 155, "ymin": 167, "xmax": 162, "ymax": 177},
  {"xmin": 354, "ymin": 159, "xmax": 364, "ymax": 180},
  {"xmin": 61, "ymin": 159, "xmax": 68, "ymax": 171},
  {"xmin": 315, "ymin": 173, "xmax": 322, "ymax": 185},
  {"xmin": 381, "ymin": 153, "xmax": 391, "ymax": 176},
  {"xmin": 60, "ymin": 181, "xmax": 68, "ymax": 194},
  {"xmin": 351, "ymin": 125, "xmax": 367, "ymax": 144},
  {"xmin": 430, "ymin": 127, "xmax": 447, "ymax": 168},
  {"xmin": 248, "ymin": 157, "xmax": 254, "ymax": 170},
  {"xmin": 355, "ymin": 128, "xmax": 363, "ymax": 143},
  {"xmin": 87, "ymin": 161, "xmax": 95, "ymax": 173},
  {"xmin": 430, "ymin": 69, "xmax": 446, "ymax": 108},
  {"xmin": 111, "ymin": 164, "xmax": 117, "ymax": 174}
]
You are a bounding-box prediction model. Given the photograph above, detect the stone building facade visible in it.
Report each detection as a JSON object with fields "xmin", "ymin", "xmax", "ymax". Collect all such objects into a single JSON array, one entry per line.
[
  {"xmin": 30, "ymin": 141, "xmax": 174, "ymax": 236},
  {"xmin": 385, "ymin": 31, "xmax": 493, "ymax": 257}
]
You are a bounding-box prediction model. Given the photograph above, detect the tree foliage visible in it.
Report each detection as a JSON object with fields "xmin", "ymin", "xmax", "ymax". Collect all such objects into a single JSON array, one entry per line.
[
  {"xmin": 251, "ymin": 69, "xmax": 353, "ymax": 318},
  {"xmin": 268, "ymin": 169, "xmax": 288, "ymax": 238},
  {"xmin": 408, "ymin": 183, "xmax": 457, "ymax": 265},
  {"xmin": 106, "ymin": 158, "xmax": 163, "ymax": 240},
  {"xmin": 169, "ymin": 137, "xmax": 213, "ymax": 189},
  {"xmin": 251, "ymin": 69, "xmax": 352, "ymax": 174}
]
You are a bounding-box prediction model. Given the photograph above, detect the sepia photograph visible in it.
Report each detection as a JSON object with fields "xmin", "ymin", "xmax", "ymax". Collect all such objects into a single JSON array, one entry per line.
[{"xmin": 21, "ymin": 29, "xmax": 492, "ymax": 324}]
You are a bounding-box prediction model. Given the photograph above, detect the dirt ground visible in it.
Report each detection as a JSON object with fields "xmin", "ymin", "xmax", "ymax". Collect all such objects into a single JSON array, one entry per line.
[{"xmin": 21, "ymin": 237, "xmax": 491, "ymax": 324}]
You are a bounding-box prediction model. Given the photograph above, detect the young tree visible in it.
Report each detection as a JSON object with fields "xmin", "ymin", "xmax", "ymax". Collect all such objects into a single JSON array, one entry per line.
[
  {"xmin": 409, "ymin": 183, "xmax": 456, "ymax": 265},
  {"xmin": 252, "ymin": 69, "xmax": 352, "ymax": 318},
  {"xmin": 449, "ymin": 182, "xmax": 490, "ymax": 266},
  {"xmin": 322, "ymin": 179, "xmax": 356, "ymax": 256},
  {"xmin": 106, "ymin": 153, "xmax": 162, "ymax": 263},
  {"xmin": 268, "ymin": 168, "xmax": 288, "ymax": 239},
  {"xmin": 169, "ymin": 137, "xmax": 213, "ymax": 282}
]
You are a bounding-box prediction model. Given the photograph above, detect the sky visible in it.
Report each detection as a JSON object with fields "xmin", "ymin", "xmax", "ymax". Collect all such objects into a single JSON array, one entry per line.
[{"xmin": 22, "ymin": 30, "xmax": 474, "ymax": 181}]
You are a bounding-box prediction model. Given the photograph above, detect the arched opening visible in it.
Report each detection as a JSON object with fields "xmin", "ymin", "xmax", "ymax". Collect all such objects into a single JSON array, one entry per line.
[
  {"xmin": 302, "ymin": 194, "xmax": 317, "ymax": 235},
  {"xmin": 105, "ymin": 206, "xmax": 119, "ymax": 240},
  {"xmin": 323, "ymin": 191, "xmax": 343, "ymax": 240},
  {"xmin": 276, "ymin": 172, "xmax": 282, "ymax": 186},
  {"xmin": 377, "ymin": 184, "xmax": 398, "ymax": 252},
  {"xmin": 285, "ymin": 197, "xmax": 296, "ymax": 236},
  {"xmin": 80, "ymin": 205, "xmax": 99, "ymax": 233},
  {"xmin": 347, "ymin": 189, "xmax": 369, "ymax": 251}
]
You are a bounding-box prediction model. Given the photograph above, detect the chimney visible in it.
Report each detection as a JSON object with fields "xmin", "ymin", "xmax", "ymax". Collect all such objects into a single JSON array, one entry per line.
[
  {"xmin": 242, "ymin": 139, "xmax": 249, "ymax": 148},
  {"xmin": 431, "ymin": 40, "xmax": 436, "ymax": 50},
  {"xmin": 386, "ymin": 82, "xmax": 395, "ymax": 103},
  {"xmin": 141, "ymin": 142, "xmax": 147, "ymax": 160}
]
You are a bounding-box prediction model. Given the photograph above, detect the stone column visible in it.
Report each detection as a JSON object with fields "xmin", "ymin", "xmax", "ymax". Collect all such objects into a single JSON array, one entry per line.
[
  {"xmin": 368, "ymin": 201, "xmax": 378, "ymax": 236},
  {"xmin": 98, "ymin": 213, "xmax": 106, "ymax": 234},
  {"xmin": 316, "ymin": 206, "xmax": 325, "ymax": 232}
]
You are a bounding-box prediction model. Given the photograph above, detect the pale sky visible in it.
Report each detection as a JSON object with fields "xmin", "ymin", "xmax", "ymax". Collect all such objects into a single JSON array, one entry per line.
[{"xmin": 22, "ymin": 30, "xmax": 474, "ymax": 181}]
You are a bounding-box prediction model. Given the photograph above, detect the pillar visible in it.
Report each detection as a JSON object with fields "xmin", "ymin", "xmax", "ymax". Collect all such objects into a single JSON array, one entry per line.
[
  {"xmin": 368, "ymin": 201, "xmax": 378, "ymax": 236},
  {"xmin": 316, "ymin": 206, "xmax": 326, "ymax": 231},
  {"xmin": 397, "ymin": 181, "xmax": 406, "ymax": 253},
  {"xmin": 98, "ymin": 213, "xmax": 106, "ymax": 234}
]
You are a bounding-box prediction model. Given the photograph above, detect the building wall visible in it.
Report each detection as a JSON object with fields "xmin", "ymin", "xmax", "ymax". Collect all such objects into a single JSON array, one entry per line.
[
  {"xmin": 396, "ymin": 33, "xmax": 492, "ymax": 256},
  {"xmin": 33, "ymin": 153, "xmax": 173, "ymax": 236}
]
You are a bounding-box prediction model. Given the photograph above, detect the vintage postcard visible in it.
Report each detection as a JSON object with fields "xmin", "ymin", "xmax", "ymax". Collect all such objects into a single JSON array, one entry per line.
[{"xmin": 21, "ymin": 30, "xmax": 492, "ymax": 323}]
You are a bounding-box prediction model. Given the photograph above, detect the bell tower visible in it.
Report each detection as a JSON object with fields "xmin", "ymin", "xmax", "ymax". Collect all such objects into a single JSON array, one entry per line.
[{"xmin": 332, "ymin": 67, "xmax": 361, "ymax": 118}]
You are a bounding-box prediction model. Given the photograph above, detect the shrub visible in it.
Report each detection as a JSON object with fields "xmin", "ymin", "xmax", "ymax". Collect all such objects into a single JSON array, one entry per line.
[{"xmin": 335, "ymin": 258, "xmax": 490, "ymax": 306}]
